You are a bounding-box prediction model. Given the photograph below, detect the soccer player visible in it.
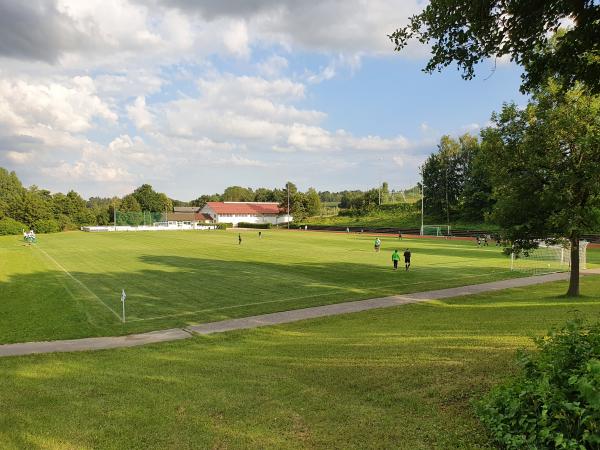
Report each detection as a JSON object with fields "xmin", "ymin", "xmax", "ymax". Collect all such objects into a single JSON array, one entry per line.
[
  {"xmin": 398, "ymin": 231, "xmax": 402, "ymax": 240},
  {"xmin": 259, "ymin": 231, "xmax": 262, "ymax": 239},
  {"xmin": 403, "ymin": 248, "xmax": 411, "ymax": 271},
  {"xmin": 238, "ymin": 233, "xmax": 242, "ymax": 245},
  {"xmin": 392, "ymin": 249, "xmax": 400, "ymax": 270},
  {"xmin": 374, "ymin": 237, "xmax": 381, "ymax": 252}
]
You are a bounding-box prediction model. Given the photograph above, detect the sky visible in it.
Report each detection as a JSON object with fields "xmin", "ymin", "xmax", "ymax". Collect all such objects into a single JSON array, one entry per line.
[{"xmin": 0, "ymin": 0, "xmax": 527, "ymax": 200}]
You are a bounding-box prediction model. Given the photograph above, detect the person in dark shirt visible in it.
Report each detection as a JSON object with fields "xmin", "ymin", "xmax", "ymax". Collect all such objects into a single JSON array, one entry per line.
[{"xmin": 403, "ymin": 249, "xmax": 411, "ymax": 271}]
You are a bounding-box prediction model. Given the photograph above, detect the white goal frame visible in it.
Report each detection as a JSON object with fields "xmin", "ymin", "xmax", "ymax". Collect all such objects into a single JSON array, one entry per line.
[
  {"xmin": 421, "ymin": 224, "xmax": 451, "ymax": 237},
  {"xmin": 510, "ymin": 240, "xmax": 589, "ymax": 274}
]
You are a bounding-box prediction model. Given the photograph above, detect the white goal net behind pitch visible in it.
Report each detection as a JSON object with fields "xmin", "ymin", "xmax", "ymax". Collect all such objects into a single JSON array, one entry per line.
[
  {"xmin": 510, "ymin": 241, "xmax": 589, "ymax": 275},
  {"xmin": 421, "ymin": 225, "xmax": 451, "ymax": 237}
]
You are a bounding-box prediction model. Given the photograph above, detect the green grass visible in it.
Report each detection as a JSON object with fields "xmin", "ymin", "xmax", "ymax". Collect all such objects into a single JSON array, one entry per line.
[
  {"xmin": 1, "ymin": 276, "xmax": 600, "ymax": 449},
  {"xmin": 0, "ymin": 230, "xmax": 528, "ymax": 344}
]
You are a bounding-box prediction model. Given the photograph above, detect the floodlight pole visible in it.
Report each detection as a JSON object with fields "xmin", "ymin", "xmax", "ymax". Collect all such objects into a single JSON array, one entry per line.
[
  {"xmin": 287, "ymin": 183, "xmax": 290, "ymax": 229},
  {"xmin": 420, "ymin": 167, "xmax": 424, "ymax": 236},
  {"xmin": 113, "ymin": 201, "xmax": 116, "ymax": 231}
]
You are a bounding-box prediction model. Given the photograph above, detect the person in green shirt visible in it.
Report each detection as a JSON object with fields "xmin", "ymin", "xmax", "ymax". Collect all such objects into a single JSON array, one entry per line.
[{"xmin": 392, "ymin": 249, "xmax": 400, "ymax": 270}]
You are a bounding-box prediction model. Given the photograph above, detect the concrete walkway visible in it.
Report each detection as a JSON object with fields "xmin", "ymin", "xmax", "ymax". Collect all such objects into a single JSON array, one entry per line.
[{"xmin": 2, "ymin": 270, "xmax": 599, "ymax": 357}]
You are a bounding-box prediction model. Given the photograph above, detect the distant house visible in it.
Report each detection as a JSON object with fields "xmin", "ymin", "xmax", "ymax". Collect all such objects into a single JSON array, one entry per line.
[
  {"xmin": 166, "ymin": 207, "xmax": 214, "ymax": 227},
  {"xmin": 200, "ymin": 202, "xmax": 292, "ymax": 226}
]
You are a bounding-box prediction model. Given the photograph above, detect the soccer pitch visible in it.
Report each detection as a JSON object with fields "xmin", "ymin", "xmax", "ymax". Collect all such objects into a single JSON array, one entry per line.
[{"xmin": 0, "ymin": 230, "xmax": 528, "ymax": 343}]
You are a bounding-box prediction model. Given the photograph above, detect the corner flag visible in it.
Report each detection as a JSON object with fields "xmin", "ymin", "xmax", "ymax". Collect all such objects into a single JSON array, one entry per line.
[{"xmin": 121, "ymin": 289, "xmax": 126, "ymax": 322}]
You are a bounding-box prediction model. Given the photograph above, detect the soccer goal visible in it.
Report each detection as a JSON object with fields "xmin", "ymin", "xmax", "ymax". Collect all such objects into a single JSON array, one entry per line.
[
  {"xmin": 421, "ymin": 224, "xmax": 451, "ymax": 237},
  {"xmin": 510, "ymin": 241, "xmax": 589, "ymax": 275}
]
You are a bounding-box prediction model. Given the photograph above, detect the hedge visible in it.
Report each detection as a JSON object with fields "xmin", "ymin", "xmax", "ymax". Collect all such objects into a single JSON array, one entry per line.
[
  {"xmin": 237, "ymin": 222, "xmax": 271, "ymax": 229},
  {"xmin": 0, "ymin": 217, "xmax": 28, "ymax": 235}
]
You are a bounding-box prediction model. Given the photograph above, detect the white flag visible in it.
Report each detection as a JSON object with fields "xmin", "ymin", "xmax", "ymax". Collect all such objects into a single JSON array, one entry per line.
[{"xmin": 121, "ymin": 289, "xmax": 126, "ymax": 303}]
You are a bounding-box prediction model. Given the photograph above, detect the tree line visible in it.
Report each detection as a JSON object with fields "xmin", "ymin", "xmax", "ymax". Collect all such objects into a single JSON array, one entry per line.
[{"xmin": 0, "ymin": 174, "xmax": 332, "ymax": 233}]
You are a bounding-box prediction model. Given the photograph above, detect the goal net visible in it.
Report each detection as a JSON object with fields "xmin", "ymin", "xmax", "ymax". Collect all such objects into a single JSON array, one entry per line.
[
  {"xmin": 421, "ymin": 225, "xmax": 451, "ymax": 237},
  {"xmin": 510, "ymin": 241, "xmax": 589, "ymax": 275}
]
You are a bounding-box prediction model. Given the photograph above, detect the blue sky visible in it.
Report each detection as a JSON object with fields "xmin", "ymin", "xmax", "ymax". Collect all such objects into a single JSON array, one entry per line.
[{"xmin": 0, "ymin": 0, "xmax": 527, "ymax": 200}]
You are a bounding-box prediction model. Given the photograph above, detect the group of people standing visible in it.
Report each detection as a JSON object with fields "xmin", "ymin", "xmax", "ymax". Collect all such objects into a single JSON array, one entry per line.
[
  {"xmin": 22, "ymin": 229, "xmax": 36, "ymax": 243},
  {"xmin": 374, "ymin": 237, "xmax": 411, "ymax": 271}
]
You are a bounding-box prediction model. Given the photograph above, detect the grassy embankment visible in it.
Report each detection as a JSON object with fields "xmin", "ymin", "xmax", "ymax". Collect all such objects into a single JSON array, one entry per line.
[{"xmin": 304, "ymin": 203, "xmax": 499, "ymax": 231}]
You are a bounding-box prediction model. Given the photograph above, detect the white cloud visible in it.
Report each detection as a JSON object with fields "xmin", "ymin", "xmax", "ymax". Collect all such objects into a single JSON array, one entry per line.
[
  {"xmin": 257, "ymin": 54, "xmax": 288, "ymax": 77},
  {"xmin": 223, "ymin": 20, "xmax": 250, "ymax": 58},
  {"xmin": 0, "ymin": 75, "xmax": 117, "ymax": 136},
  {"xmin": 392, "ymin": 155, "xmax": 404, "ymax": 167},
  {"xmin": 214, "ymin": 154, "xmax": 269, "ymax": 167},
  {"xmin": 127, "ymin": 96, "xmax": 154, "ymax": 131},
  {"xmin": 5, "ymin": 151, "xmax": 34, "ymax": 164}
]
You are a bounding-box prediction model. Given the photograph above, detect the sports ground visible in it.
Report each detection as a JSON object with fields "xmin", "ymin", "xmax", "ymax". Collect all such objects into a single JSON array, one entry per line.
[
  {"xmin": 2, "ymin": 230, "xmax": 600, "ymax": 448},
  {"xmin": 1, "ymin": 229, "xmax": 525, "ymax": 344}
]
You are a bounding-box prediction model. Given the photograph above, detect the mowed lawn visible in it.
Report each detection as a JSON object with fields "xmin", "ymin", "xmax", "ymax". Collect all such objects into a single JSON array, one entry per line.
[
  {"xmin": 1, "ymin": 276, "xmax": 599, "ymax": 449},
  {"xmin": 0, "ymin": 230, "xmax": 525, "ymax": 343}
]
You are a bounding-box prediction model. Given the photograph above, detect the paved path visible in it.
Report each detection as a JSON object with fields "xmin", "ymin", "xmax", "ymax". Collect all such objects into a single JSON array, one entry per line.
[{"xmin": 1, "ymin": 270, "xmax": 599, "ymax": 357}]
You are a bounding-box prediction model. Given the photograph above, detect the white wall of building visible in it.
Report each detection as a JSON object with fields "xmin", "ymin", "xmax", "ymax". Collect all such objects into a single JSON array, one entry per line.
[{"xmin": 200, "ymin": 205, "xmax": 292, "ymax": 226}]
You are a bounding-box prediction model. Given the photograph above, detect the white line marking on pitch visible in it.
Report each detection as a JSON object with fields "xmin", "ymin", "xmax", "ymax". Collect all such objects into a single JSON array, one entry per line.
[
  {"xmin": 36, "ymin": 246, "xmax": 122, "ymax": 321},
  {"xmin": 127, "ymin": 269, "xmax": 518, "ymax": 322}
]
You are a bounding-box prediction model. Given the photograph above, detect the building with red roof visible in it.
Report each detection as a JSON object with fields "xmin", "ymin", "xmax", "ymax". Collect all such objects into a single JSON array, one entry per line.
[{"xmin": 200, "ymin": 202, "xmax": 292, "ymax": 226}]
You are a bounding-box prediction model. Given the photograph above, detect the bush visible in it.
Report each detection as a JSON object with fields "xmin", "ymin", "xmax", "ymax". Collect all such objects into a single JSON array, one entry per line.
[
  {"xmin": 216, "ymin": 223, "xmax": 232, "ymax": 230},
  {"xmin": 33, "ymin": 219, "xmax": 60, "ymax": 234},
  {"xmin": 0, "ymin": 217, "xmax": 28, "ymax": 235},
  {"xmin": 237, "ymin": 222, "xmax": 271, "ymax": 229},
  {"xmin": 477, "ymin": 319, "xmax": 600, "ymax": 449}
]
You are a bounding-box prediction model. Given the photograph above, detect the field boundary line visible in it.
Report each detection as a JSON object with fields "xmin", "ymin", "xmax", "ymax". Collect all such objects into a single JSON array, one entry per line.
[{"xmin": 36, "ymin": 246, "xmax": 122, "ymax": 321}]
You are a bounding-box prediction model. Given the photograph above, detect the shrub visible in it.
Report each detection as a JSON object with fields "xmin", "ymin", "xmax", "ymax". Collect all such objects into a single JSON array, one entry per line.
[
  {"xmin": 477, "ymin": 319, "xmax": 600, "ymax": 449},
  {"xmin": 33, "ymin": 218, "xmax": 60, "ymax": 234},
  {"xmin": 0, "ymin": 217, "xmax": 28, "ymax": 235},
  {"xmin": 237, "ymin": 222, "xmax": 271, "ymax": 229},
  {"xmin": 216, "ymin": 223, "xmax": 232, "ymax": 230}
]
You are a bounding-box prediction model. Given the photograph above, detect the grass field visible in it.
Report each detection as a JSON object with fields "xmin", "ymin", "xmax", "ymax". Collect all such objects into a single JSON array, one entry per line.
[
  {"xmin": 1, "ymin": 276, "xmax": 600, "ymax": 449},
  {"xmin": 0, "ymin": 229, "xmax": 531, "ymax": 344}
]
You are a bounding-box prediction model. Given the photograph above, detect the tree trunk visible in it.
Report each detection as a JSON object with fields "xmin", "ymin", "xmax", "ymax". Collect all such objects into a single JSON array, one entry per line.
[{"xmin": 566, "ymin": 235, "xmax": 580, "ymax": 297}]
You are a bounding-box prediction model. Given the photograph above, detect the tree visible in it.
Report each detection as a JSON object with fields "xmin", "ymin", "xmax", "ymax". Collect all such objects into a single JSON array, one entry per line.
[
  {"xmin": 390, "ymin": 1, "xmax": 600, "ymax": 93},
  {"xmin": 120, "ymin": 194, "xmax": 141, "ymax": 212},
  {"xmin": 305, "ymin": 188, "xmax": 322, "ymax": 217},
  {"xmin": 0, "ymin": 167, "xmax": 25, "ymax": 219},
  {"xmin": 482, "ymin": 83, "xmax": 600, "ymax": 296},
  {"xmin": 190, "ymin": 194, "xmax": 221, "ymax": 208},
  {"xmin": 253, "ymin": 188, "xmax": 276, "ymax": 202},
  {"xmin": 16, "ymin": 187, "xmax": 54, "ymax": 226},
  {"xmin": 222, "ymin": 186, "xmax": 254, "ymax": 202}
]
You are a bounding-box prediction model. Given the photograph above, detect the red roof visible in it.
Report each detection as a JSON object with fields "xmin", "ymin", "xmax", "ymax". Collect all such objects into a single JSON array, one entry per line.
[
  {"xmin": 195, "ymin": 212, "xmax": 213, "ymax": 221},
  {"xmin": 205, "ymin": 202, "xmax": 282, "ymax": 215}
]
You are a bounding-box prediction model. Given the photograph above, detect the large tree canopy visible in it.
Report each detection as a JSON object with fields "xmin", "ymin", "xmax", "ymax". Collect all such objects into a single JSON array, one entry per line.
[
  {"xmin": 482, "ymin": 83, "xmax": 600, "ymax": 296},
  {"xmin": 390, "ymin": 0, "xmax": 600, "ymax": 93}
]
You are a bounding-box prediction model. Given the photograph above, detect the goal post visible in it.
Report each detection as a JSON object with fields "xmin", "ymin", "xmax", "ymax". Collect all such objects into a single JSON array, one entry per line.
[
  {"xmin": 421, "ymin": 224, "xmax": 451, "ymax": 237},
  {"xmin": 510, "ymin": 240, "xmax": 589, "ymax": 275}
]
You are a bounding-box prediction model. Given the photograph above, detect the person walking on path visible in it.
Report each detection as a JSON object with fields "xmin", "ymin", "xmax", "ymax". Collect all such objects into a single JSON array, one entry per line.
[
  {"xmin": 238, "ymin": 234, "xmax": 242, "ymax": 245},
  {"xmin": 398, "ymin": 231, "xmax": 402, "ymax": 240},
  {"xmin": 403, "ymin": 248, "xmax": 411, "ymax": 271},
  {"xmin": 392, "ymin": 249, "xmax": 400, "ymax": 270},
  {"xmin": 374, "ymin": 237, "xmax": 381, "ymax": 252}
]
